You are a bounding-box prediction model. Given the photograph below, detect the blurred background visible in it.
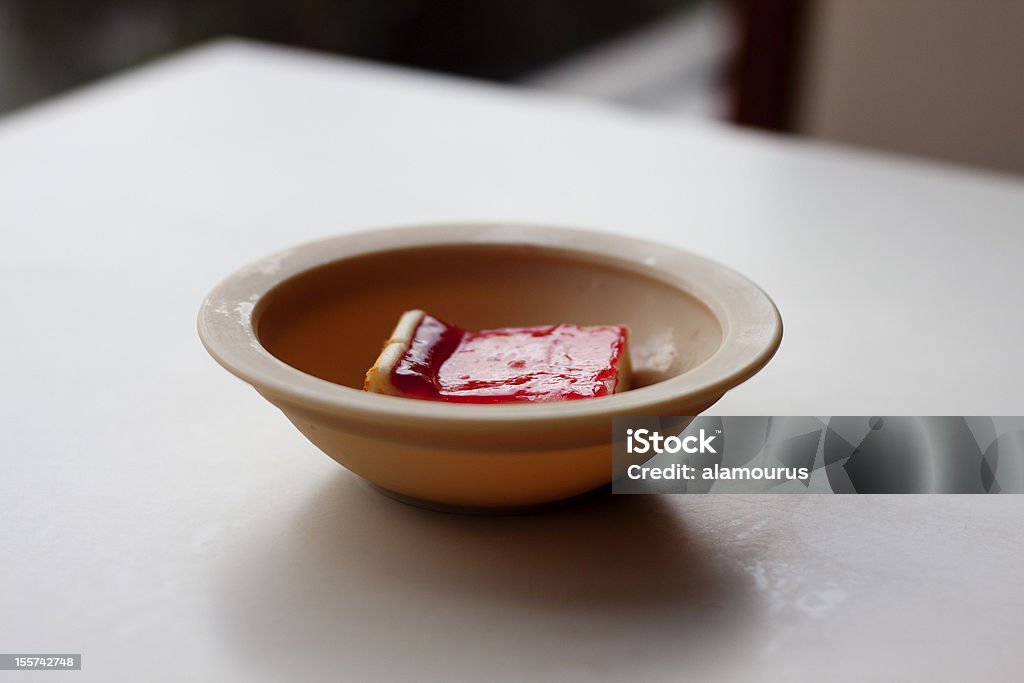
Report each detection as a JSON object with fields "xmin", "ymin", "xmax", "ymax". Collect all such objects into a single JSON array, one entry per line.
[{"xmin": 2, "ymin": 0, "xmax": 1022, "ymax": 175}]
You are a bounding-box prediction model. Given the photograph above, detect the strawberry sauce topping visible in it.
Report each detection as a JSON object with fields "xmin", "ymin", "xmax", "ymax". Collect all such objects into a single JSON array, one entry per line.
[{"xmin": 390, "ymin": 314, "xmax": 627, "ymax": 403}]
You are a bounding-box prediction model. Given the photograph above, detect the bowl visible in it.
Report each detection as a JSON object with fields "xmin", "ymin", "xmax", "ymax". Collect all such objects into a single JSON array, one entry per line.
[{"xmin": 197, "ymin": 223, "xmax": 782, "ymax": 511}]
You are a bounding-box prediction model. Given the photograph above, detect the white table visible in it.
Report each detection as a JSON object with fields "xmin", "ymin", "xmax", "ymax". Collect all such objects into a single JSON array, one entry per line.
[{"xmin": 2, "ymin": 39, "xmax": 1023, "ymax": 682}]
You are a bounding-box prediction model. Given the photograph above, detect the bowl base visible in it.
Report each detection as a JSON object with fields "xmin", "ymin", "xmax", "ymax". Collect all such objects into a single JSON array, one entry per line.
[{"xmin": 367, "ymin": 482, "xmax": 613, "ymax": 516}]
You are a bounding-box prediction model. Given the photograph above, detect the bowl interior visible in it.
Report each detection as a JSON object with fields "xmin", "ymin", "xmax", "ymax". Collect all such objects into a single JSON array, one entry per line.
[{"xmin": 256, "ymin": 244, "xmax": 723, "ymax": 392}]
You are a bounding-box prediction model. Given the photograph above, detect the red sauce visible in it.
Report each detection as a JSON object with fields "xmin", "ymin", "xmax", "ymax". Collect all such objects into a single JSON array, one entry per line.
[
  {"xmin": 390, "ymin": 315, "xmax": 466, "ymax": 399},
  {"xmin": 390, "ymin": 314, "xmax": 627, "ymax": 403}
]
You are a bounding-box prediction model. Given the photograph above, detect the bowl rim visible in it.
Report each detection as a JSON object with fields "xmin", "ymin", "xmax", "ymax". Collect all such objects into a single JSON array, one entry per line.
[{"xmin": 197, "ymin": 222, "xmax": 782, "ymax": 434}]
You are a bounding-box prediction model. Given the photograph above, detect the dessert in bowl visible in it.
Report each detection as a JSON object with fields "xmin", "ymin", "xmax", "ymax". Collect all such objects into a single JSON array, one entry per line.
[
  {"xmin": 197, "ymin": 223, "xmax": 782, "ymax": 511},
  {"xmin": 363, "ymin": 309, "xmax": 633, "ymax": 402}
]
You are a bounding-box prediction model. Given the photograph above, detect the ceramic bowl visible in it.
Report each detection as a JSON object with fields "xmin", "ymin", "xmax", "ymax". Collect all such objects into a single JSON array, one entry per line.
[{"xmin": 198, "ymin": 224, "xmax": 782, "ymax": 511}]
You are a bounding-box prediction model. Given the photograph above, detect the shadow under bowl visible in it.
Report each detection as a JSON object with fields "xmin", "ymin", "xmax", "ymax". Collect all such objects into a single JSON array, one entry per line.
[{"xmin": 198, "ymin": 223, "xmax": 782, "ymax": 510}]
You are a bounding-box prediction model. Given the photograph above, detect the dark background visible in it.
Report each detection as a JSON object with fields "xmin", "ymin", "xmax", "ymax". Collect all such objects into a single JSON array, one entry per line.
[
  {"xmin": 0, "ymin": 0, "xmax": 692, "ymax": 114},
  {"xmin": 4, "ymin": 1, "xmax": 1023, "ymax": 175}
]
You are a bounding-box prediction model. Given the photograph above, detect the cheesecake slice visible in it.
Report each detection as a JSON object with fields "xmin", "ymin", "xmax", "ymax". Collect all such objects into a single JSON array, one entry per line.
[{"xmin": 364, "ymin": 310, "xmax": 630, "ymax": 403}]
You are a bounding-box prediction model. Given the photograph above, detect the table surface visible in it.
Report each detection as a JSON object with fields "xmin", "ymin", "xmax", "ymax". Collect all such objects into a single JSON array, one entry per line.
[{"xmin": 2, "ymin": 39, "xmax": 1023, "ymax": 682}]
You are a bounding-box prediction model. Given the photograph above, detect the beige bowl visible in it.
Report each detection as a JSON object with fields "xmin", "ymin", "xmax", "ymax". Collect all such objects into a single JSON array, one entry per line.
[{"xmin": 198, "ymin": 224, "xmax": 781, "ymax": 511}]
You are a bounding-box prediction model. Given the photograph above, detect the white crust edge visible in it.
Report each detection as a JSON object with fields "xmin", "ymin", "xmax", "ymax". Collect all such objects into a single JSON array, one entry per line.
[{"xmin": 363, "ymin": 309, "xmax": 426, "ymax": 395}]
